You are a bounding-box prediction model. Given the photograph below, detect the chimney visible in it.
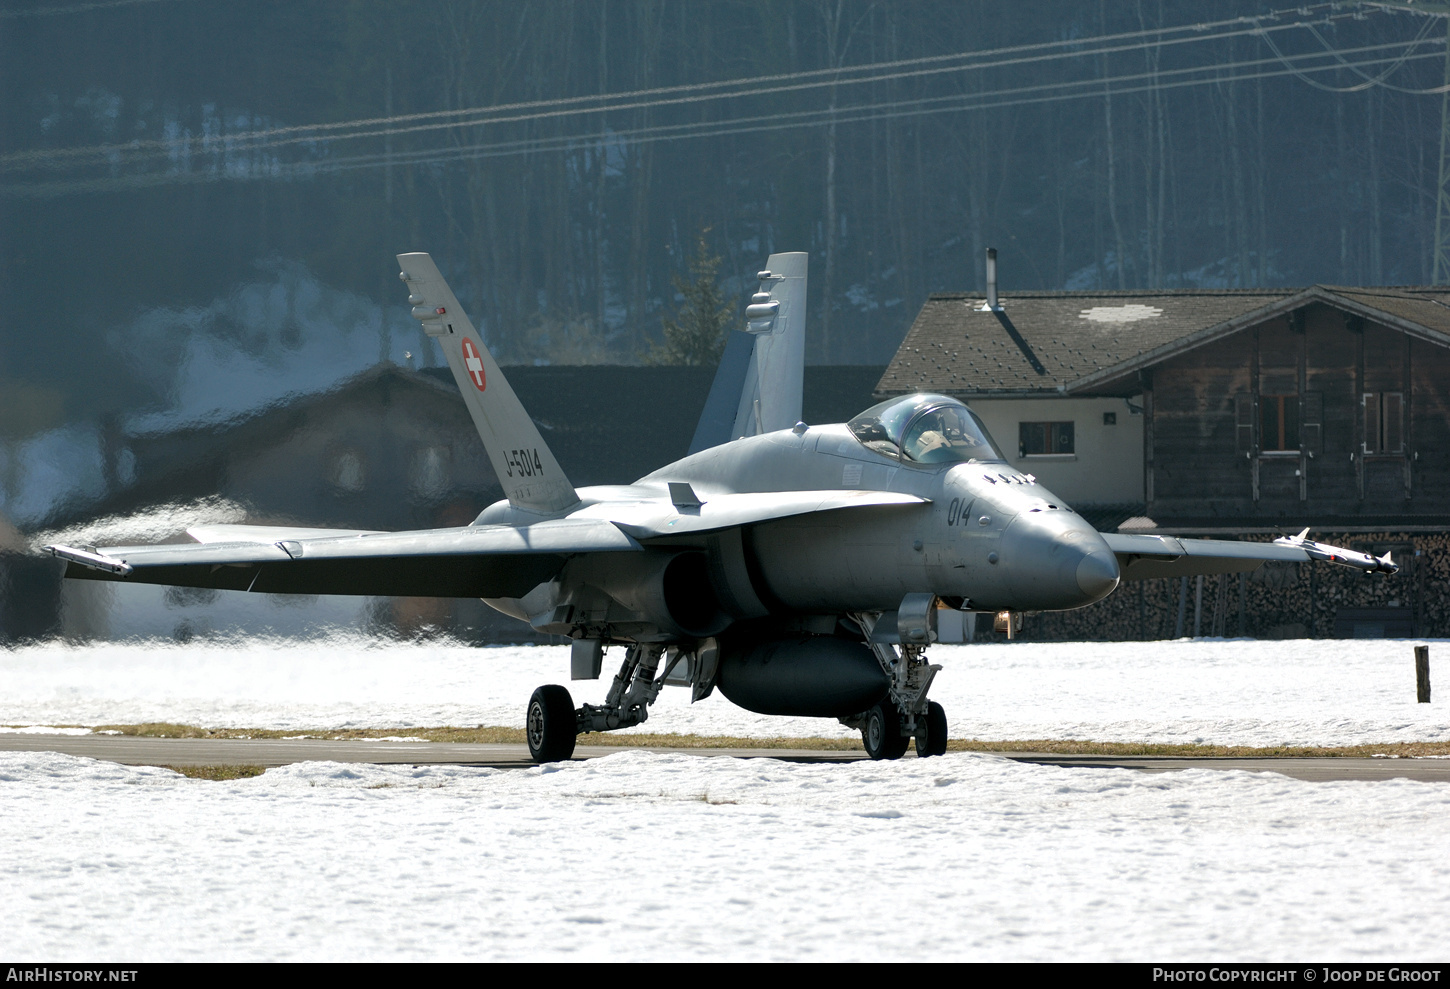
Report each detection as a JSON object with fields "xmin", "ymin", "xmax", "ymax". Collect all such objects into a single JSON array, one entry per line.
[{"xmin": 977, "ymin": 247, "xmax": 1003, "ymax": 312}]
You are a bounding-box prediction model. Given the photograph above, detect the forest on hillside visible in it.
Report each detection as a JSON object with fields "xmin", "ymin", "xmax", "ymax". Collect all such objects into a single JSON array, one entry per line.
[{"xmin": 2, "ymin": 0, "xmax": 1448, "ymax": 426}]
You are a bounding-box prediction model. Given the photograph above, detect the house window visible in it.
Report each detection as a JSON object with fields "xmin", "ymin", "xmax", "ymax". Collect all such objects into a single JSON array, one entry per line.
[
  {"xmin": 1363, "ymin": 392, "xmax": 1403, "ymax": 454},
  {"xmin": 1019, "ymin": 421, "xmax": 1074, "ymax": 456},
  {"xmin": 1238, "ymin": 392, "xmax": 1322, "ymax": 454},
  {"xmin": 1260, "ymin": 395, "xmax": 1300, "ymax": 452}
]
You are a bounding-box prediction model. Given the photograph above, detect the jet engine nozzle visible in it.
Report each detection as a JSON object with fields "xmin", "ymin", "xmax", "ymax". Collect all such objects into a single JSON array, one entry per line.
[{"xmin": 579, "ymin": 550, "xmax": 732, "ymax": 638}]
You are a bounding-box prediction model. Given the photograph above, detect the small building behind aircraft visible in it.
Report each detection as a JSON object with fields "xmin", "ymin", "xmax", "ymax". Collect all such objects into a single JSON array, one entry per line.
[
  {"xmin": 8, "ymin": 364, "xmax": 883, "ymax": 644},
  {"xmin": 879, "ymin": 282, "xmax": 1450, "ymax": 639}
]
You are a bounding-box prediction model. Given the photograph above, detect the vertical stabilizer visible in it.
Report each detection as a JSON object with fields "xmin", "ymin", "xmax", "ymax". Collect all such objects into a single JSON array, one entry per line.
[
  {"xmin": 730, "ymin": 252, "xmax": 807, "ymax": 440},
  {"xmin": 398, "ymin": 252, "xmax": 579, "ymax": 515}
]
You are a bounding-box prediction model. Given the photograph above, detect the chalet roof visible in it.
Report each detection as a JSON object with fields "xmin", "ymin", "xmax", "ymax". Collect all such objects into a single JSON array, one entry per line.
[{"xmin": 877, "ymin": 286, "xmax": 1450, "ymax": 398}]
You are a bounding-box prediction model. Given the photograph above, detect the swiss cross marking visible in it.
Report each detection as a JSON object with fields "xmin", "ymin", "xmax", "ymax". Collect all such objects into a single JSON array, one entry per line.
[{"xmin": 460, "ymin": 338, "xmax": 487, "ymax": 391}]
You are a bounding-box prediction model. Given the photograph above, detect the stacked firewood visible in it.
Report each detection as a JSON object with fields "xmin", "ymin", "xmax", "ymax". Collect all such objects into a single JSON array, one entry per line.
[{"xmin": 988, "ymin": 532, "xmax": 1449, "ymax": 643}]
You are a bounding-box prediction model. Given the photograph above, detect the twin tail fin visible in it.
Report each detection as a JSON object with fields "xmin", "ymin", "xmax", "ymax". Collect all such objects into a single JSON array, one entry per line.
[{"xmin": 398, "ymin": 252, "xmax": 579, "ymax": 515}]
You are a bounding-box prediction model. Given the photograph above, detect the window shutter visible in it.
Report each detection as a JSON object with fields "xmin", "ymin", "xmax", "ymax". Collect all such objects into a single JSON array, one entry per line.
[
  {"xmin": 1235, "ymin": 393, "xmax": 1254, "ymax": 453},
  {"xmin": 1383, "ymin": 392, "xmax": 1403, "ymax": 453},
  {"xmin": 1302, "ymin": 391, "xmax": 1323, "ymax": 455},
  {"xmin": 1363, "ymin": 393, "xmax": 1380, "ymax": 454}
]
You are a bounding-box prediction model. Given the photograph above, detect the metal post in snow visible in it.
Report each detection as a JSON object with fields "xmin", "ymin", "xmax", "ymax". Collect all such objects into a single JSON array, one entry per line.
[{"xmin": 1417, "ymin": 645, "xmax": 1431, "ymax": 704}]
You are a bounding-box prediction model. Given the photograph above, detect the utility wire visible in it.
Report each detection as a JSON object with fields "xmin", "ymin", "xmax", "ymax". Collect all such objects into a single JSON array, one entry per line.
[
  {"xmin": 312, "ymin": 45, "xmax": 1446, "ymax": 175},
  {"xmin": 0, "ymin": 3, "xmax": 1390, "ymax": 172},
  {"xmin": 1254, "ymin": 17, "xmax": 1447, "ymax": 91},
  {"xmin": 6, "ymin": 43, "xmax": 1437, "ymax": 199},
  {"xmin": 1305, "ymin": 19, "xmax": 1450, "ymax": 91},
  {"xmin": 0, "ymin": 0, "xmax": 181, "ymax": 18}
]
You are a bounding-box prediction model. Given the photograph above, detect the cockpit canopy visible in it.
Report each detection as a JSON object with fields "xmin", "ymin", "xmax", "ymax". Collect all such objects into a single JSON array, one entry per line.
[{"xmin": 847, "ymin": 394, "xmax": 1004, "ymax": 465}]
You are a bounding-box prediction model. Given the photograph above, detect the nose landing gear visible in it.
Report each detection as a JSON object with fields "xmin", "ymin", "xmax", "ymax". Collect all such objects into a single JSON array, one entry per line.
[
  {"xmin": 527, "ymin": 643, "xmax": 678, "ymax": 764},
  {"xmin": 526, "ymin": 684, "xmax": 577, "ymax": 763},
  {"xmin": 849, "ymin": 610, "xmax": 949, "ymax": 760}
]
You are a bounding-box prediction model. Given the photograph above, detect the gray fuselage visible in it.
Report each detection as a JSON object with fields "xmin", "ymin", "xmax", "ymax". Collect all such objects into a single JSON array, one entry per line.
[{"xmin": 476, "ymin": 423, "xmax": 1120, "ymax": 634}]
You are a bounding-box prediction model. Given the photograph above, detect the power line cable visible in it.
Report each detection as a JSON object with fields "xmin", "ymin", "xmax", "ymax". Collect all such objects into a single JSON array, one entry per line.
[
  {"xmin": 0, "ymin": 3, "xmax": 1391, "ymax": 172},
  {"xmin": 1254, "ymin": 17, "xmax": 1447, "ymax": 91},
  {"xmin": 7, "ymin": 42, "xmax": 1436, "ymax": 198},
  {"xmin": 316, "ymin": 45, "xmax": 1444, "ymax": 175},
  {"xmin": 0, "ymin": 0, "xmax": 181, "ymax": 18}
]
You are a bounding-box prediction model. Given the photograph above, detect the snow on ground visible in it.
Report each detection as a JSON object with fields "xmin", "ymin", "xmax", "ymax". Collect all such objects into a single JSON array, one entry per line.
[
  {"xmin": 5, "ymin": 637, "xmax": 1450, "ymax": 961},
  {"xmin": 1, "ymin": 636, "xmax": 1446, "ymax": 746},
  {"xmin": 4, "ymin": 749, "xmax": 1450, "ymax": 961}
]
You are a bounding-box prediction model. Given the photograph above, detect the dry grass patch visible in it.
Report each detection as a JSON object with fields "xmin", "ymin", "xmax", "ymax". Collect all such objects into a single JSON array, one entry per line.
[
  {"xmin": 950, "ymin": 739, "xmax": 1450, "ymax": 758},
  {"xmin": 160, "ymin": 764, "xmax": 267, "ymax": 781},
  {"xmin": 94, "ymin": 724, "xmax": 527, "ymax": 744},
  {"xmin": 88, "ymin": 725, "xmax": 1450, "ymax": 759},
  {"xmin": 96, "ymin": 723, "xmax": 211, "ymax": 738}
]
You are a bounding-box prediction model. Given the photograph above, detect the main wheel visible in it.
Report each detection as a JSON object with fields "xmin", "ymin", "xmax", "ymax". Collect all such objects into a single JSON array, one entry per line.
[
  {"xmin": 861, "ymin": 700, "xmax": 910, "ymax": 761},
  {"xmin": 914, "ymin": 701, "xmax": 948, "ymax": 758},
  {"xmin": 526, "ymin": 684, "xmax": 577, "ymax": 763}
]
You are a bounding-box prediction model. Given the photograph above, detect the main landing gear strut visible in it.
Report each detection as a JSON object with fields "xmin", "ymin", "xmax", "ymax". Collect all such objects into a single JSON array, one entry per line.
[
  {"xmin": 525, "ymin": 630, "xmax": 949, "ymax": 765},
  {"xmin": 526, "ymin": 644, "xmax": 678, "ymax": 764},
  {"xmin": 848, "ymin": 610, "xmax": 949, "ymax": 761}
]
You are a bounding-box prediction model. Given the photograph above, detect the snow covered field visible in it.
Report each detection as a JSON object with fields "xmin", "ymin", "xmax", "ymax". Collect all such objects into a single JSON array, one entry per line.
[
  {"xmin": 1, "ymin": 636, "xmax": 1445, "ymax": 746},
  {"xmin": 6, "ymin": 749, "xmax": 1450, "ymax": 961},
  {"xmin": 3, "ymin": 636, "xmax": 1450, "ymax": 961}
]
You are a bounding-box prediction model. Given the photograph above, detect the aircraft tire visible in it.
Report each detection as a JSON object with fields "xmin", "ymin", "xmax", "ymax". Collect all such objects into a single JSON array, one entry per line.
[
  {"xmin": 527, "ymin": 684, "xmax": 577, "ymax": 763},
  {"xmin": 861, "ymin": 701, "xmax": 910, "ymax": 761},
  {"xmin": 914, "ymin": 701, "xmax": 948, "ymax": 758}
]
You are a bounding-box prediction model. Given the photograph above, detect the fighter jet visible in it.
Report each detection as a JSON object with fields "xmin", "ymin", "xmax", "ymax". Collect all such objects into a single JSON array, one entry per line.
[{"xmin": 47, "ymin": 252, "xmax": 1397, "ymax": 764}]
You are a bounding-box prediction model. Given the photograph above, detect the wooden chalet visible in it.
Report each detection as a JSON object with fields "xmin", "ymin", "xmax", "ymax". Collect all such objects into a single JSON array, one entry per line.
[{"xmin": 878, "ymin": 286, "xmax": 1450, "ymax": 533}]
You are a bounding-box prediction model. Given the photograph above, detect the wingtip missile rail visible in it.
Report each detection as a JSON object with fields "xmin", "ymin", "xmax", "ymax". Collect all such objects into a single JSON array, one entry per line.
[
  {"xmin": 46, "ymin": 544, "xmax": 134, "ymax": 577},
  {"xmin": 1273, "ymin": 528, "xmax": 1399, "ymax": 575}
]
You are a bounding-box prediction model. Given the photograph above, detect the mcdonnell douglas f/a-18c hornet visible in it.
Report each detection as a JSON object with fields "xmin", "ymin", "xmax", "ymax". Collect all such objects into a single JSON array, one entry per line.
[{"xmin": 48, "ymin": 252, "xmax": 1397, "ymax": 763}]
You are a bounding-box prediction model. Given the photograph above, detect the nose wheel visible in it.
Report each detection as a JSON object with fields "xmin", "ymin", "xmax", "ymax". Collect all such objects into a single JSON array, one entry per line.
[{"xmin": 526, "ymin": 684, "xmax": 577, "ymax": 763}]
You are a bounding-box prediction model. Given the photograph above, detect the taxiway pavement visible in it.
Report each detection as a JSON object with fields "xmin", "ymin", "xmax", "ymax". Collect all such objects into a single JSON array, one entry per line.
[{"xmin": 2, "ymin": 733, "xmax": 1448, "ymax": 781}]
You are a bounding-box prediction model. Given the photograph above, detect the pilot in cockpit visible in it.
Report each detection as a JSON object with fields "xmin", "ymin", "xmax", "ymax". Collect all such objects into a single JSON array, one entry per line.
[{"xmin": 902, "ymin": 405, "xmax": 986, "ymax": 463}]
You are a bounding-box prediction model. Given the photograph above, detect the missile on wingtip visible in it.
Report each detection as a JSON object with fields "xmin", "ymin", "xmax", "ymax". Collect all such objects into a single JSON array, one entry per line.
[{"xmin": 1273, "ymin": 528, "xmax": 1399, "ymax": 575}]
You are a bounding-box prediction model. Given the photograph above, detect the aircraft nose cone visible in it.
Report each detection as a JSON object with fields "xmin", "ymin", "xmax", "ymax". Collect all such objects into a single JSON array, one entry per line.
[
  {"xmin": 1075, "ymin": 547, "xmax": 1120, "ymax": 601},
  {"xmin": 997, "ymin": 516, "xmax": 1120, "ymax": 609}
]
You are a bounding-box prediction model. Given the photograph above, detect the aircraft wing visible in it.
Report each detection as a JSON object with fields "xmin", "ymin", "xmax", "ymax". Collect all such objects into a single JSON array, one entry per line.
[
  {"xmin": 577, "ymin": 489, "xmax": 928, "ymax": 540},
  {"xmin": 47, "ymin": 519, "xmax": 641, "ymax": 598},
  {"xmin": 1101, "ymin": 531, "xmax": 1396, "ymax": 581},
  {"xmin": 186, "ymin": 524, "xmax": 385, "ymax": 543}
]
